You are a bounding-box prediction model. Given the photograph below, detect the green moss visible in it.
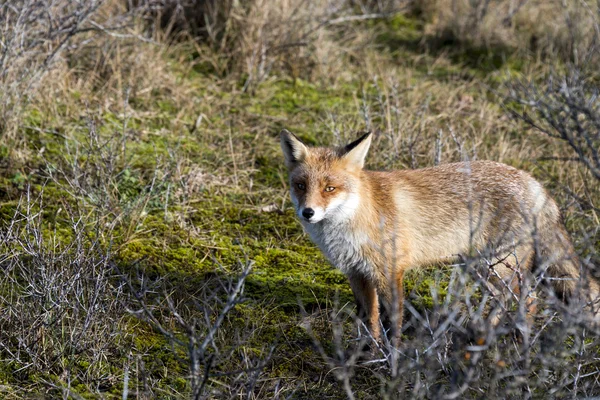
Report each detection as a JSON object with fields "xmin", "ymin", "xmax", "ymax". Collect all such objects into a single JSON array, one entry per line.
[
  {"xmin": 116, "ymin": 196, "xmax": 352, "ymax": 311},
  {"xmin": 117, "ymin": 215, "xmax": 211, "ymax": 277},
  {"xmin": 376, "ymin": 13, "xmax": 423, "ymax": 47},
  {"xmin": 0, "ymin": 145, "xmax": 8, "ymax": 162},
  {"xmin": 404, "ymin": 267, "xmax": 450, "ymax": 310},
  {"xmin": 0, "ymin": 360, "xmax": 19, "ymax": 383},
  {"xmin": 254, "ymin": 154, "xmax": 285, "ymax": 186},
  {"xmin": 247, "ymin": 78, "xmax": 355, "ymax": 143}
]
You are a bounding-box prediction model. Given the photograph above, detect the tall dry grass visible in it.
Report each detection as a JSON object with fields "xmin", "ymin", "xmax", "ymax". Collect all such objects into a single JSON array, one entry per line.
[
  {"xmin": 418, "ymin": 0, "xmax": 600, "ymax": 66},
  {"xmin": 142, "ymin": 0, "xmax": 405, "ymax": 87}
]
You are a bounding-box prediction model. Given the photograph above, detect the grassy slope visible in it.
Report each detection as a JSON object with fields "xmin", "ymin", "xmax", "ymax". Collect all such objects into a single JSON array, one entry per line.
[{"xmin": 0, "ymin": 13, "xmax": 597, "ymax": 399}]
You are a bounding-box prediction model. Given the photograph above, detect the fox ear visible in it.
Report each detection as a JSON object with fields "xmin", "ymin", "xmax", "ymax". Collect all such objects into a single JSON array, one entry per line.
[
  {"xmin": 342, "ymin": 132, "xmax": 372, "ymax": 169},
  {"xmin": 280, "ymin": 129, "xmax": 308, "ymax": 167}
]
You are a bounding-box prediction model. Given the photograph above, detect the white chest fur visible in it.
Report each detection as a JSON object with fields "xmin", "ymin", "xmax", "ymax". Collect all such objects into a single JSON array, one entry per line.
[{"xmin": 303, "ymin": 221, "xmax": 375, "ymax": 278}]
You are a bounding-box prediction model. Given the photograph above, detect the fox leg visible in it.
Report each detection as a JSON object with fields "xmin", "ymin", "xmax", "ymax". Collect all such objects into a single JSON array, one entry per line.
[
  {"xmin": 389, "ymin": 269, "xmax": 405, "ymax": 347},
  {"xmin": 348, "ymin": 274, "xmax": 381, "ymax": 342},
  {"xmin": 376, "ymin": 269, "xmax": 405, "ymax": 347}
]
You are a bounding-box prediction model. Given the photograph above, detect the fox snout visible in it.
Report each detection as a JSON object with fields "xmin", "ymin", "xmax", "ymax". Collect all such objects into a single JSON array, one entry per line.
[
  {"xmin": 302, "ymin": 208, "xmax": 314, "ymax": 220},
  {"xmin": 298, "ymin": 206, "xmax": 325, "ymax": 223}
]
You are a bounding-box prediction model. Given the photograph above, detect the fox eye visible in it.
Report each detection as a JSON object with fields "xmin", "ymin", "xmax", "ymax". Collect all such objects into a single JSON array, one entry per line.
[
  {"xmin": 296, "ymin": 183, "xmax": 306, "ymax": 190},
  {"xmin": 325, "ymin": 186, "xmax": 335, "ymax": 192}
]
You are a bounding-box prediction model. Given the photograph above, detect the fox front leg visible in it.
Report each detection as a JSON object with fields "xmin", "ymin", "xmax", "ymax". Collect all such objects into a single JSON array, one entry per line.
[
  {"xmin": 390, "ymin": 269, "xmax": 405, "ymax": 347},
  {"xmin": 377, "ymin": 268, "xmax": 406, "ymax": 348},
  {"xmin": 348, "ymin": 274, "xmax": 381, "ymax": 342}
]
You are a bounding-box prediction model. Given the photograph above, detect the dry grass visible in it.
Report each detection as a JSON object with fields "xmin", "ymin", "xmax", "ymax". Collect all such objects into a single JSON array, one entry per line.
[{"xmin": 418, "ymin": 0, "xmax": 600, "ymax": 67}]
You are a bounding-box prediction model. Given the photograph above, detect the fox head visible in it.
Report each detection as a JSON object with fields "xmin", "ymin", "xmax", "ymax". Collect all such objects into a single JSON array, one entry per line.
[{"xmin": 280, "ymin": 129, "xmax": 372, "ymax": 224}]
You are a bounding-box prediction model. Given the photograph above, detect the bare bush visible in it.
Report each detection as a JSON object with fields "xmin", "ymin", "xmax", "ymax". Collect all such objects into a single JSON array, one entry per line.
[
  {"xmin": 0, "ymin": 1, "xmax": 140, "ymax": 137},
  {"xmin": 502, "ymin": 69, "xmax": 600, "ymax": 285},
  {"xmin": 0, "ymin": 187, "xmax": 126, "ymax": 396},
  {"xmin": 0, "ymin": 99, "xmax": 174, "ymax": 394},
  {"xmin": 126, "ymin": 261, "xmax": 279, "ymax": 399},
  {"xmin": 505, "ymin": 71, "xmax": 600, "ymax": 183}
]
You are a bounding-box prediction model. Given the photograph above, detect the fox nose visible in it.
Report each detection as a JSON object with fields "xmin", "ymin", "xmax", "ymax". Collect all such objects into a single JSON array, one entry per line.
[{"xmin": 302, "ymin": 208, "xmax": 315, "ymax": 220}]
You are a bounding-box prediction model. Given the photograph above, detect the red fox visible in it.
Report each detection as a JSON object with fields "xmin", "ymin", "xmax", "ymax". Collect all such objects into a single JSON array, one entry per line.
[{"xmin": 280, "ymin": 129, "xmax": 600, "ymax": 343}]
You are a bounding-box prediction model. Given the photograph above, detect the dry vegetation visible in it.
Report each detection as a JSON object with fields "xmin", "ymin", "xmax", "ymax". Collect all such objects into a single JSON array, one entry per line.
[{"xmin": 0, "ymin": 0, "xmax": 600, "ymax": 398}]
